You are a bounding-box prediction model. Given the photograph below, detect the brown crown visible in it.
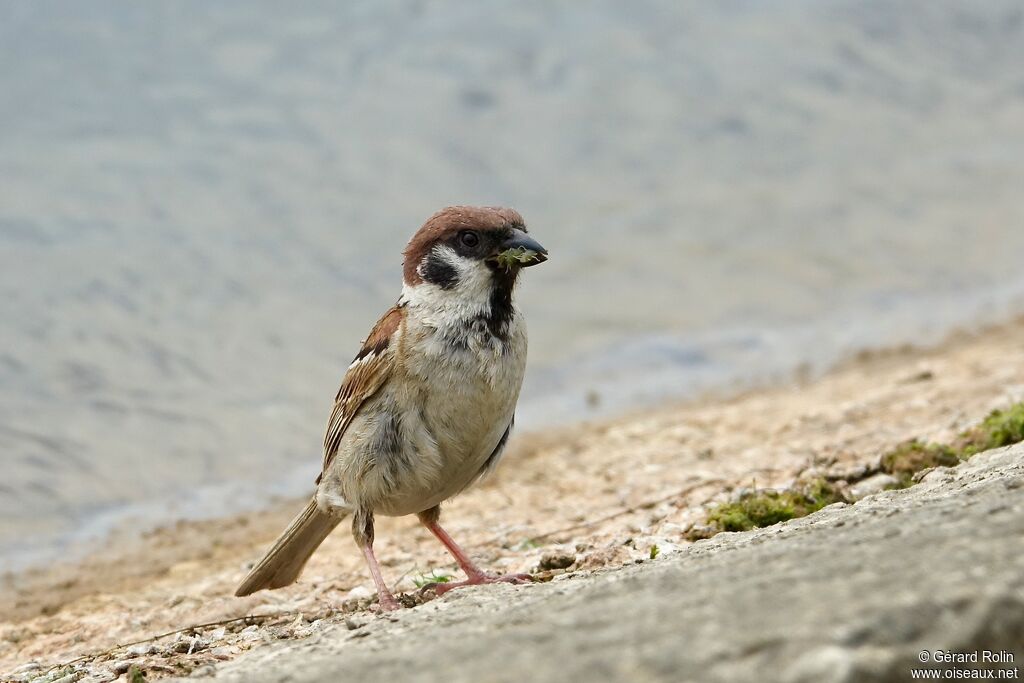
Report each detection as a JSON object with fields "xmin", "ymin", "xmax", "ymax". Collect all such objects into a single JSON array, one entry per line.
[{"xmin": 402, "ymin": 206, "xmax": 526, "ymax": 285}]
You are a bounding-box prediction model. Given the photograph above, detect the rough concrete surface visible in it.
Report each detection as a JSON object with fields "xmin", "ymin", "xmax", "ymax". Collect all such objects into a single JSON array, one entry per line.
[{"xmin": 183, "ymin": 444, "xmax": 1024, "ymax": 683}]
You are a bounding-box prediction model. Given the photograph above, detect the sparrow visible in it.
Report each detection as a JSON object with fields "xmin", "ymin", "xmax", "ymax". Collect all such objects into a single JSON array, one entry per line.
[{"xmin": 235, "ymin": 206, "xmax": 548, "ymax": 610}]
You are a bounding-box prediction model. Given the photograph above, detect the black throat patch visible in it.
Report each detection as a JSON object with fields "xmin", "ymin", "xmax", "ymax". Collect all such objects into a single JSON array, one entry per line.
[{"xmin": 481, "ymin": 268, "xmax": 518, "ymax": 341}]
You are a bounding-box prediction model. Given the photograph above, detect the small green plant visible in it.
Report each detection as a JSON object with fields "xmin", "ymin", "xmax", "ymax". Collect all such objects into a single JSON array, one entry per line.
[
  {"xmin": 649, "ymin": 544, "xmax": 660, "ymax": 560},
  {"xmin": 128, "ymin": 665, "xmax": 147, "ymax": 683},
  {"xmin": 514, "ymin": 538, "xmax": 542, "ymax": 551},
  {"xmin": 412, "ymin": 569, "xmax": 453, "ymax": 588}
]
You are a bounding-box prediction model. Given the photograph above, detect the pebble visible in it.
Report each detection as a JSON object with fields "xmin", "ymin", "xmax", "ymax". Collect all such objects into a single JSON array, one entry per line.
[
  {"xmin": 538, "ymin": 551, "xmax": 576, "ymax": 570},
  {"xmin": 686, "ymin": 525, "xmax": 716, "ymax": 540},
  {"xmin": 172, "ymin": 634, "xmax": 207, "ymax": 654},
  {"xmin": 829, "ymin": 463, "xmax": 870, "ymax": 481},
  {"xmin": 902, "ymin": 367, "xmax": 935, "ymax": 383},
  {"xmin": 111, "ymin": 659, "xmax": 137, "ymax": 674},
  {"xmin": 346, "ymin": 586, "xmax": 372, "ymax": 600},
  {"xmin": 238, "ymin": 625, "xmax": 262, "ymax": 640},
  {"xmin": 848, "ymin": 473, "xmax": 900, "ymax": 499},
  {"xmin": 345, "ymin": 615, "xmax": 371, "ymax": 630},
  {"xmin": 650, "ymin": 541, "xmax": 680, "ymax": 556},
  {"xmin": 919, "ymin": 467, "xmax": 955, "ymax": 484}
]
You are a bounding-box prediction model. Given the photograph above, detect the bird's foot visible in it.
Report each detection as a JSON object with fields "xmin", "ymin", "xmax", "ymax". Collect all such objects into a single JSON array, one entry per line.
[
  {"xmin": 423, "ymin": 572, "xmax": 533, "ymax": 597},
  {"xmin": 373, "ymin": 594, "xmax": 402, "ymax": 612}
]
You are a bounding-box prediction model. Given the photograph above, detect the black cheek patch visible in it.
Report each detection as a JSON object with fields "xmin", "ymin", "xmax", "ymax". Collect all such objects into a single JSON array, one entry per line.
[{"xmin": 419, "ymin": 252, "xmax": 460, "ymax": 290}]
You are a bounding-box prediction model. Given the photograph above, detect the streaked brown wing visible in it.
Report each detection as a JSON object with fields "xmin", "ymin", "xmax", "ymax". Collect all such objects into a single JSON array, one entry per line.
[{"xmin": 318, "ymin": 305, "xmax": 404, "ymax": 481}]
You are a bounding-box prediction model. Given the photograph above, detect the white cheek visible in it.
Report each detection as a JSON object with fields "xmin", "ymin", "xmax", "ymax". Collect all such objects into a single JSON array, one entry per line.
[
  {"xmin": 404, "ymin": 246, "xmax": 494, "ymax": 317},
  {"xmin": 443, "ymin": 251, "xmax": 493, "ymax": 302}
]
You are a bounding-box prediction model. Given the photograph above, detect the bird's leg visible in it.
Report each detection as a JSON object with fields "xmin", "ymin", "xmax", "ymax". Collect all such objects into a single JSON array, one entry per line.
[
  {"xmin": 417, "ymin": 506, "xmax": 532, "ymax": 596},
  {"xmin": 353, "ymin": 510, "xmax": 400, "ymax": 611}
]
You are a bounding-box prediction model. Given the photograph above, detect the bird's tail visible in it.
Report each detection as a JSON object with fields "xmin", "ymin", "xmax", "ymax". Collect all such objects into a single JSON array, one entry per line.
[{"xmin": 235, "ymin": 497, "xmax": 344, "ymax": 597}]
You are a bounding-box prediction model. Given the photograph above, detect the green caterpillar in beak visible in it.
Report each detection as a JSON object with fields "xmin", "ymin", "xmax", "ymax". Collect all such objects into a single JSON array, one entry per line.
[{"xmin": 494, "ymin": 246, "xmax": 541, "ymax": 270}]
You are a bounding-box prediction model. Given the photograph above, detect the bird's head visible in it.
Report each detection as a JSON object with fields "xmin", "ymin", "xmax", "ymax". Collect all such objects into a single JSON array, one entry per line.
[{"xmin": 402, "ymin": 207, "xmax": 547, "ymax": 305}]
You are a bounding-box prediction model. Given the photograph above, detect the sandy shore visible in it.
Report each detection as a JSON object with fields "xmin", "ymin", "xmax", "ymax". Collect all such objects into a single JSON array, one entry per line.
[{"xmin": 4, "ymin": 317, "xmax": 1024, "ymax": 679}]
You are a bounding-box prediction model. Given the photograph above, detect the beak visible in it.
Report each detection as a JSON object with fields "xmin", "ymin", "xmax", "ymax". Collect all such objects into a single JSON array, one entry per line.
[{"xmin": 493, "ymin": 229, "xmax": 548, "ymax": 268}]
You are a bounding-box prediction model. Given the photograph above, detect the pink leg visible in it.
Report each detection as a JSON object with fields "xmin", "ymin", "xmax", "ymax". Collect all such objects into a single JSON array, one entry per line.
[
  {"xmin": 418, "ymin": 508, "xmax": 532, "ymax": 596},
  {"xmin": 359, "ymin": 541, "xmax": 400, "ymax": 611},
  {"xmin": 353, "ymin": 511, "xmax": 400, "ymax": 611}
]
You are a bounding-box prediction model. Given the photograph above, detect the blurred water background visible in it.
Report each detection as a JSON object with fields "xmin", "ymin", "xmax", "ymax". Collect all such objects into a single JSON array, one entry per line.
[{"xmin": 3, "ymin": 0, "xmax": 1024, "ymax": 570}]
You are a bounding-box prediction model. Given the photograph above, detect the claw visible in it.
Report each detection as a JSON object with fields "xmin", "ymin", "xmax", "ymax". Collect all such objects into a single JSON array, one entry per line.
[{"xmin": 374, "ymin": 594, "xmax": 402, "ymax": 612}]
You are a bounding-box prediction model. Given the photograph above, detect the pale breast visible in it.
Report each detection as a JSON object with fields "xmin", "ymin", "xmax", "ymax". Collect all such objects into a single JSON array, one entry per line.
[
  {"xmin": 385, "ymin": 313, "xmax": 527, "ymax": 513},
  {"xmin": 318, "ymin": 312, "xmax": 527, "ymax": 517}
]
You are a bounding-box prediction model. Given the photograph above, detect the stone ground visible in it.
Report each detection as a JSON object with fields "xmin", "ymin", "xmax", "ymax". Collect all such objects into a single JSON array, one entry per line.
[{"xmin": 182, "ymin": 444, "xmax": 1024, "ymax": 683}]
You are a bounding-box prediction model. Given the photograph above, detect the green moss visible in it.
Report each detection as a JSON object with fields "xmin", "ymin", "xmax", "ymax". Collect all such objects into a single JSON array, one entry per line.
[
  {"xmin": 803, "ymin": 478, "xmax": 846, "ymax": 507},
  {"xmin": 956, "ymin": 403, "xmax": 1024, "ymax": 456},
  {"xmin": 702, "ymin": 479, "xmax": 846, "ymax": 534},
  {"xmin": 706, "ymin": 492, "xmax": 794, "ymax": 532},
  {"xmin": 877, "ymin": 402, "xmax": 1024, "ymax": 486},
  {"xmin": 649, "ymin": 544, "xmax": 660, "ymax": 560},
  {"xmin": 879, "ymin": 439, "xmax": 960, "ymax": 487},
  {"xmin": 687, "ymin": 402, "xmax": 1024, "ymax": 542}
]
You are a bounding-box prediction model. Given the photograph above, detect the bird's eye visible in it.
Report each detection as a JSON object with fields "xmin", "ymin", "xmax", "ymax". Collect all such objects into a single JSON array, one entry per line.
[{"xmin": 459, "ymin": 230, "xmax": 480, "ymax": 248}]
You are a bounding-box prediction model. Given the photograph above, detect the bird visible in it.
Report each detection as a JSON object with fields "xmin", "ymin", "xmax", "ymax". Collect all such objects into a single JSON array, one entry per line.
[{"xmin": 235, "ymin": 206, "xmax": 548, "ymax": 610}]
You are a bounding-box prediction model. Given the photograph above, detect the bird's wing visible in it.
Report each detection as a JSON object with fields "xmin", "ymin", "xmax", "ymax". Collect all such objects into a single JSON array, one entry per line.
[{"xmin": 318, "ymin": 305, "xmax": 405, "ymax": 482}]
